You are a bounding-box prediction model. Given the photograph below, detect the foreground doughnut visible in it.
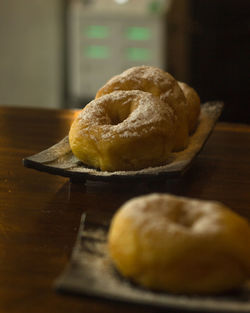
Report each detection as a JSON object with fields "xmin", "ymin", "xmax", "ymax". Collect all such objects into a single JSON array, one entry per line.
[
  {"xmin": 108, "ymin": 193, "xmax": 250, "ymax": 294},
  {"xmin": 178, "ymin": 81, "xmax": 201, "ymax": 134},
  {"xmin": 69, "ymin": 90, "xmax": 176, "ymax": 171},
  {"xmin": 96, "ymin": 66, "xmax": 189, "ymax": 151}
]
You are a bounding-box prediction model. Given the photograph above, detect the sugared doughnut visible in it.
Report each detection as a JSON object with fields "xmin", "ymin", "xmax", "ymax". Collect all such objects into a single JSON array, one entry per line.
[
  {"xmin": 178, "ymin": 81, "xmax": 201, "ymax": 134},
  {"xmin": 69, "ymin": 91, "xmax": 176, "ymax": 172},
  {"xmin": 96, "ymin": 66, "xmax": 189, "ymax": 151},
  {"xmin": 108, "ymin": 193, "xmax": 250, "ymax": 294}
]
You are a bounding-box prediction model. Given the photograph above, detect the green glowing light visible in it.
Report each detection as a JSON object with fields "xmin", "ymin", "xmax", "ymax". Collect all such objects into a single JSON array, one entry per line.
[
  {"xmin": 126, "ymin": 27, "xmax": 151, "ymax": 41},
  {"xmin": 85, "ymin": 45, "xmax": 109, "ymax": 59},
  {"xmin": 85, "ymin": 25, "xmax": 109, "ymax": 39},
  {"xmin": 127, "ymin": 47, "xmax": 151, "ymax": 61}
]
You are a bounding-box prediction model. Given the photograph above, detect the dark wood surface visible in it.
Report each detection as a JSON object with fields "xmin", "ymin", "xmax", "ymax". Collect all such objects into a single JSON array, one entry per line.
[{"xmin": 0, "ymin": 106, "xmax": 249, "ymax": 313}]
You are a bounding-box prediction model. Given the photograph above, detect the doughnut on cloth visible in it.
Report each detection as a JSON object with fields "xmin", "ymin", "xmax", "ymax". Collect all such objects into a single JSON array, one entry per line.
[
  {"xmin": 96, "ymin": 65, "xmax": 190, "ymax": 151},
  {"xmin": 69, "ymin": 90, "xmax": 176, "ymax": 172},
  {"xmin": 108, "ymin": 193, "xmax": 250, "ymax": 294}
]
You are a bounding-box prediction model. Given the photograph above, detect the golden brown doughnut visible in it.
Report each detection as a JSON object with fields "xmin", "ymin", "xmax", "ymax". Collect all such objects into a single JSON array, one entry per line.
[
  {"xmin": 96, "ymin": 66, "xmax": 189, "ymax": 151},
  {"xmin": 178, "ymin": 81, "xmax": 201, "ymax": 134},
  {"xmin": 69, "ymin": 90, "xmax": 176, "ymax": 171},
  {"xmin": 108, "ymin": 193, "xmax": 250, "ymax": 294}
]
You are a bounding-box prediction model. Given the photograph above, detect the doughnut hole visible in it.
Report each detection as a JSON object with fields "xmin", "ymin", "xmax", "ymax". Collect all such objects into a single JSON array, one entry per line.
[
  {"xmin": 165, "ymin": 202, "xmax": 203, "ymax": 228},
  {"xmin": 105, "ymin": 96, "xmax": 137, "ymax": 125}
]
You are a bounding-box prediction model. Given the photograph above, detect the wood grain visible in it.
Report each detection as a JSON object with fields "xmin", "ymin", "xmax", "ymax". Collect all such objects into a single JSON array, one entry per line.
[{"xmin": 0, "ymin": 106, "xmax": 249, "ymax": 313}]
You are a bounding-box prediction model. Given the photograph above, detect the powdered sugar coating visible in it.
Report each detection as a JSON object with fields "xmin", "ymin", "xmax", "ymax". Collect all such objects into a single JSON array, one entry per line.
[
  {"xmin": 96, "ymin": 66, "xmax": 183, "ymax": 104},
  {"xmin": 95, "ymin": 65, "xmax": 189, "ymax": 151},
  {"xmin": 115, "ymin": 193, "xmax": 227, "ymax": 236},
  {"xmin": 69, "ymin": 90, "xmax": 176, "ymax": 171},
  {"xmin": 96, "ymin": 66, "xmax": 185, "ymax": 108},
  {"xmin": 76, "ymin": 90, "xmax": 175, "ymax": 141},
  {"xmin": 108, "ymin": 192, "xmax": 250, "ymax": 293}
]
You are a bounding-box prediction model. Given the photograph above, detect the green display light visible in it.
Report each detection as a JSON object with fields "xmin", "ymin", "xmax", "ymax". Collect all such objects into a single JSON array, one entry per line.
[
  {"xmin": 126, "ymin": 27, "xmax": 151, "ymax": 41},
  {"xmin": 148, "ymin": 0, "xmax": 162, "ymax": 13},
  {"xmin": 85, "ymin": 45, "xmax": 109, "ymax": 59},
  {"xmin": 127, "ymin": 47, "xmax": 151, "ymax": 61},
  {"xmin": 85, "ymin": 25, "xmax": 109, "ymax": 39}
]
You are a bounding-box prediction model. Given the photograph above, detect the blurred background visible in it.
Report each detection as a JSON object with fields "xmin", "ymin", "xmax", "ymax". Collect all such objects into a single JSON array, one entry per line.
[{"xmin": 0, "ymin": 0, "xmax": 249, "ymax": 123}]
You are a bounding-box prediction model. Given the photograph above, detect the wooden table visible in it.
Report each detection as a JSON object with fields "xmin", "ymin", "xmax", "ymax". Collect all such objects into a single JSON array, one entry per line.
[{"xmin": 0, "ymin": 106, "xmax": 249, "ymax": 313}]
